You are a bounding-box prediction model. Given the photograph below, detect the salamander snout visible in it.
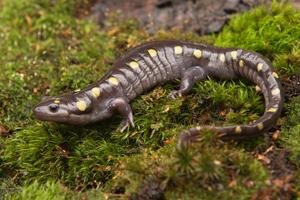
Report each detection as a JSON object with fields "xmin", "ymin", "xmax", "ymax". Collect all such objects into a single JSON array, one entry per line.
[{"xmin": 34, "ymin": 98, "xmax": 70, "ymax": 123}]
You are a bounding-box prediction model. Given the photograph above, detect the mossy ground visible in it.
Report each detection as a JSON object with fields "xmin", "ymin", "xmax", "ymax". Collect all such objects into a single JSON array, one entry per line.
[{"xmin": 0, "ymin": 0, "xmax": 299, "ymax": 199}]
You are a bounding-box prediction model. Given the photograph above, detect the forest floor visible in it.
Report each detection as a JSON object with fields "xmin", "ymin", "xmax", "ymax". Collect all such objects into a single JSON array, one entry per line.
[{"xmin": 0, "ymin": 0, "xmax": 300, "ymax": 199}]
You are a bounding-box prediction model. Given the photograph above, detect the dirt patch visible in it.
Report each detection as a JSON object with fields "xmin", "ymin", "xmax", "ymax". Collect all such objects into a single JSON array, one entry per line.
[
  {"xmin": 91, "ymin": 0, "xmax": 270, "ymax": 34},
  {"xmin": 129, "ymin": 180, "xmax": 165, "ymax": 200},
  {"xmin": 281, "ymin": 73, "xmax": 300, "ymax": 101},
  {"xmin": 253, "ymin": 134, "xmax": 298, "ymax": 199}
]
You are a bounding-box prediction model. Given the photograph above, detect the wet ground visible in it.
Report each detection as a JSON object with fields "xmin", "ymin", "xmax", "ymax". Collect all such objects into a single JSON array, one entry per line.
[
  {"xmin": 282, "ymin": 73, "xmax": 300, "ymax": 100},
  {"xmin": 91, "ymin": 0, "xmax": 271, "ymax": 34}
]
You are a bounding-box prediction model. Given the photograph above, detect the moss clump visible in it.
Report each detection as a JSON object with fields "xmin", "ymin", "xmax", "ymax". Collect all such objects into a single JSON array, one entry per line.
[
  {"xmin": 280, "ymin": 96, "xmax": 300, "ymax": 165},
  {"xmin": 2, "ymin": 122, "xmax": 133, "ymax": 189},
  {"xmin": 2, "ymin": 179, "xmax": 111, "ymax": 200},
  {"xmin": 215, "ymin": 2, "xmax": 300, "ymax": 75},
  {"xmin": 279, "ymin": 96, "xmax": 300, "ymax": 192},
  {"xmin": 9, "ymin": 181, "xmax": 70, "ymax": 200},
  {"xmin": 113, "ymin": 131, "xmax": 267, "ymax": 199}
]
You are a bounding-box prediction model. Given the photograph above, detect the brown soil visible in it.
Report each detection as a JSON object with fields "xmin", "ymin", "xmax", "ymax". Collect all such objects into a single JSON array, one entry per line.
[
  {"xmin": 282, "ymin": 73, "xmax": 300, "ymax": 101},
  {"xmin": 251, "ymin": 132, "xmax": 298, "ymax": 199}
]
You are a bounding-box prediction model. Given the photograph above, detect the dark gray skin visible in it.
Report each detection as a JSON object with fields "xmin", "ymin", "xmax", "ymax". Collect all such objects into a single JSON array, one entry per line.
[{"xmin": 34, "ymin": 40, "xmax": 283, "ymax": 147}]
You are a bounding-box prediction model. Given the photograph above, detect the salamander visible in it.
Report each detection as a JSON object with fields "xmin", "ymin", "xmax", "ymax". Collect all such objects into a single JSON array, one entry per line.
[{"xmin": 34, "ymin": 40, "xmax": 283, "ymax": 147}]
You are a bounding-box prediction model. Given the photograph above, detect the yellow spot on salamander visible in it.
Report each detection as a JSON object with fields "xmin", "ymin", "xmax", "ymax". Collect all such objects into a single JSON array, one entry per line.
[
  {"xmin": 193, "ymin": 49, "xmax": 202, "ymax": 58},
  {"xmin": 272, "ymin": 72, "xmax": 279, "ymax": 78},
  {"xmin": 54, "ymin": 99, "xmax": 60, "ymax": 104},
  {"xmin": 129, "ymin": 61, "xmax": 139, "ymax": 69},
  {"xmin": 267, "ymin": 107, "xmax": 278, "ymax": 113},
  {"xmin": 108, "ymin": 77, "xmax": 119, "ymax": 86},
  {"xmin": 255, "ymin": 85, "xmax": 261, "ymax": 92},
  {"xmin": 219, "ymin": 54, "xmax": 226, "ymax": 63},
  {"xmin": 257, "ymin": 63, "xmax": 263, "ymax": 71},
  {"xmin": 239, "ymin": 60, "xmax": 244, "ymax": 67},
  {"xmin": 271, "ymin": 88, "xmax": 280, "ymax": 96},
  {"xmin": 257, "ymin": 123, "xmax": 264, "ymax": 130},
  {"xmin": 230, "ymin": 51, "xmax": 238, "ymax": 60},
  {"xmin": 76, "ymin": 100, "xmax": 87, "ymax": 112},
  {"xmin": 174, "ymin": 46, "xmax": 183, "ymax": 55},
  {"xmin": 235, "ymin": 126, "xmax": 242, "ymax": 134},
  {"xmin": 91, "ymin": 87, "xmax": 100, "ymax": 97},
  {"xmin": 74, "ymin": 89, "xmax": 81, "ymax": 92},
  {"xmin": 148, "ymin": 49, "xmax": 157, "ymax": 57}
]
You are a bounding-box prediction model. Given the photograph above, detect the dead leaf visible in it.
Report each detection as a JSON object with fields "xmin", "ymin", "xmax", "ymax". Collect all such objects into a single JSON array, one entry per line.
[
  {"xmin": 272, "ymin": 130, "xmax": 280, "ymax": 140},
  {"xmin": 228, "ymin": 180, "xmax": 237, "ymax": 188},
  {"xmin": 257, "ymin": 154, "xmax": 271, "ymax": 164},
  {"xmin": 0, "ymin": 125, "xmax": 9, "ymax": 136},
  {"xmin": 272, "ymin": 178, "xmax": 284, "ymax": 188}
]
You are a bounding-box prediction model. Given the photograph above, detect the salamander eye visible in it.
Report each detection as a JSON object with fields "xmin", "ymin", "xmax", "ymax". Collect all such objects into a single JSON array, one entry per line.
[{"xmin": 49, "ymin": 104, "xmax": 59, "ymax": 112}]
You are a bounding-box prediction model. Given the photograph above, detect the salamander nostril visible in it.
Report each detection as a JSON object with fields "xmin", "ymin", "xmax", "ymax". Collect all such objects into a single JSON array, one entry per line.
[{"xmin": 34, "ymin": 107, "xmax": 41, "ymax": 114}]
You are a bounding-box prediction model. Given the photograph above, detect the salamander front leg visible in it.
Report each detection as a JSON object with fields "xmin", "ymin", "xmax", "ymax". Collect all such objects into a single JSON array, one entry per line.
[
  {"xmin": 168, "ymin": 66, "xmax": 208, "ymax": 99},
  {"xmin": 108, "ymin": 98, "xmax": 134, "ymax": 132}
]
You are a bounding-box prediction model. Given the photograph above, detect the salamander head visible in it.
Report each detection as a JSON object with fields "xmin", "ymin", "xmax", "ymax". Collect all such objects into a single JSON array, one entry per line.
[
  {"xmin": 34, "ymin": 83, "xmax": 122, "ymax": 125},
  {"xmin": 33, "ymin": 92, "xmax": 97, "ymax": 125},
  {"xmin": 34, "ymin": 94, "xmax": 73, "ymax": 124}
]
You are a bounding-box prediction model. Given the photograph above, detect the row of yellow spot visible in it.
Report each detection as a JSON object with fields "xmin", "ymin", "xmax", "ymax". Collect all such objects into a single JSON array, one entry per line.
[
  {"xmin": 107, "ymin": 44, "xmax": 279, "ymax": 85},
  {"xmin": 75, "ymin": 87, "xmax": 101, "ymax": 112},
  {"xmin": 255, "ymin": 86, "xmax": 279, "ymax": 113},
  {"xmin": 234, "ymin": 122, "xmax": 264, "ymax": 134},
  {"xmin": 73, "ymin": 46, "xmax": 280, "ymax": 114},
  {"xmin": 107, "ymin": 47, "xmax": 241, "ymax": 85},
  {"xmin": 75, "ymin": 46, "xmax": 188, "ymax": 112},
  {"xmin": 251, "ymin": 62, "xmax": 280, "ymax": 133},
  {"xmin": 106, "ymin": 45, "xmax": 281, "ymax": 99},
  {"xmin": 76, "ymin": 87, "xmax": 100, "ymax": 112},
  {"xmin": 235, "ymin": 53, "xmax": 281, "ymax": 116}
]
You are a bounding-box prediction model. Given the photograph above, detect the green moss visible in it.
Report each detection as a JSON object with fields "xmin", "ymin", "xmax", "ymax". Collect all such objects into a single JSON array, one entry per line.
[
  {"xmin": 113, "ymin": 133, "xmax": 267, "ymax": 199},
  {"xmin": 4, "ymin": 124, "xmax": 65, "ymax": 182},
  {"xmin": 281, "ymin": 96, "xmax": 300, "ymax": 165},
  {"xmin": 277, "ymin": 95, "xmax": 300, "ymax": 192},
  {"xmin": 193, "ymin": 79, "xmax": 264, "ymax": 125},
  {"xmin": 2, "ymin": 123, "xmax": 132, "ymax": 189},
  {"xmin": 215, "ymin": 1, "xmax": 300, "ymax": 74},
  {"xmin": 0, "ymin": 0, "xmax": 115, "ymax": 129},
  {"xmin": 2, "ymin": 179, "xmax": 109, "ymax": 200},
  {"xmin": 0, "ymin": 178, "xmax": 21, "ymax": 199},
  {"xmin": 9, "ymin": 181, "xmax": 68, "ymax": 200}
]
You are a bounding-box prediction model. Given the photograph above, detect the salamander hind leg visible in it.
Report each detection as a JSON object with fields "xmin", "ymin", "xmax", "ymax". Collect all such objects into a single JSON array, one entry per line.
[
  {"xmin": 108, "ymin": 98, "xmax": 134, "ymax": 132},
  {"xmin": 168, "ymin": 66, "xmax": 208, "ymax": 99}
]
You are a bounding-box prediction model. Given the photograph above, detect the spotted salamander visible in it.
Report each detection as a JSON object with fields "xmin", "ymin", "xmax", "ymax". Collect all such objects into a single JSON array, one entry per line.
[{"xmin": 34, "ymin": 40, "xmax": 283, "ymax": 146}]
